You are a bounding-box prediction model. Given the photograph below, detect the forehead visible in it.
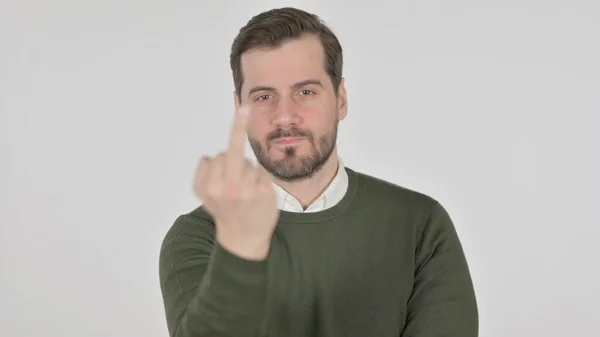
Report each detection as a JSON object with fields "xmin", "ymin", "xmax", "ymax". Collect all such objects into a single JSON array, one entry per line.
[{"xmin": 240, "ymin": 34, "xmax": 329, "ymax": 92}]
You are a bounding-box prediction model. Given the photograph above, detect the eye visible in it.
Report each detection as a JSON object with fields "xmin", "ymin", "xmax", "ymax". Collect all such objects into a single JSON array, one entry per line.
[
  {"xmin": 300, "ymin": 90, "xmax": 314, "ymax": 95},
  {"xmin": 255, "ymin": 94, "xmax": 272, "ymax": 102}
]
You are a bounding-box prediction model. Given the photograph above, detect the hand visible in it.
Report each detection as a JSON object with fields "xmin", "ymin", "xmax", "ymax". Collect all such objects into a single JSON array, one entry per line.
[{"xmin": 193, "ymin": 105, "xmax": 279, "ymax": 260}]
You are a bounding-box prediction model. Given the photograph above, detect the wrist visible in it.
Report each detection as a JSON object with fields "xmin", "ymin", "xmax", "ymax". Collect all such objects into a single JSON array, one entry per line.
[{"xmin": 216, "ymin": 232, "xmax": 272, "ymax": 261}]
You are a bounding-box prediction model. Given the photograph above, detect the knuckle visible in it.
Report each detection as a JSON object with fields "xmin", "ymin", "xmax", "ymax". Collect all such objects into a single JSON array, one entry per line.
[{"xmin": 198, "ymin": 156, "xmax": 211, "ymax": 168}]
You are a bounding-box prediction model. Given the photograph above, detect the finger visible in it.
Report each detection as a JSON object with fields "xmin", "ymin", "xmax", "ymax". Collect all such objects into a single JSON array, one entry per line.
[
  {"xmin": 243, "ymin": 159, "xmax": 261, "ymax": 185},
  {"xmin": 256, "ymin": 164, "xmax": 273, "ymax": 186},
  {"xmin": 194, "ymin": 156, "xmax": 212, "ymax": 198},
  {"xmin": 256, "ymin": 163, "xmax": 270, "ymax": 177},
  {"xmin": 225, "ymin": 105, "xmax": 250, "ymax": 177},
  {"xmin": 206, "ymin": 153, "xmax": 226, "ymax": 197}
]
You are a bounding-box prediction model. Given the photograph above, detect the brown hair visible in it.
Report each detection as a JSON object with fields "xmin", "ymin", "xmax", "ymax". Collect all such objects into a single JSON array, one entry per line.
[{"xmin": 230, "ymin": 7, "xmax": 343, "ymax": 102}]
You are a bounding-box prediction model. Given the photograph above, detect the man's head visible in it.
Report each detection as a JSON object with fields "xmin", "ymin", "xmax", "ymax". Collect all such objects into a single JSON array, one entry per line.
[{"xmin": 230, "ymin": 7, "xmax": 347, "ymax": 183}]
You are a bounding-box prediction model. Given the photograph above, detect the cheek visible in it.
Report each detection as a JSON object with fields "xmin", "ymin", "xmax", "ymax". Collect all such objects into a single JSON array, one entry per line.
[
  {"xmin": 298, "ymin": 95, "xmax": 331, "ymax": 112},
  {"xmin": 304, "ymin": 106, "xmax": 336, "ymax": 129},
  {"xmin": 247, "ymin": 117, "xmax": 270, "ymax": 140},
  {"xmin": 298, "ymin": 99, "xmax": 320, "ymax": 111}
]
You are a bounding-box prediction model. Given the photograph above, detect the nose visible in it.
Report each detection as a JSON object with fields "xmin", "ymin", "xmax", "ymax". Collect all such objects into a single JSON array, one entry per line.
[{"xmin": 272, "ymin": 96, "xmax": 301, "ymax": 127}]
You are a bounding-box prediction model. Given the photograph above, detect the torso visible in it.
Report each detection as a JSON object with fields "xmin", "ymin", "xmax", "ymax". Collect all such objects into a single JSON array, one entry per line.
[{"xmin": 264, "ymin": 207, "xmax": 416, "ymax": 337}]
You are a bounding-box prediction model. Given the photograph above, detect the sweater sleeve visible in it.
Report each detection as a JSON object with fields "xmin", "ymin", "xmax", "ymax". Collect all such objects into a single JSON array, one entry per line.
[
  {"xmin": 158, "ymin": 212, "xmax": 270, "ymax": 337},
  {"xmin": 401, "ymin": 202, "xmax": 479, "ymax": 337}
]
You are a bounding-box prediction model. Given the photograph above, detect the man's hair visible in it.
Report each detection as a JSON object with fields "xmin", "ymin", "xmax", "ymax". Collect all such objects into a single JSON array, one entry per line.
[{"xmin": 230, "ymin": 7, "xmax": 343, "ymax": 102}]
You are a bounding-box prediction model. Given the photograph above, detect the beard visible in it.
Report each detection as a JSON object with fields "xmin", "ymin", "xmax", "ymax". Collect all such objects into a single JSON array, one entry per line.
[{"xmin": 248, "ymin": 119, "xmax": 338, "ymax": 183}]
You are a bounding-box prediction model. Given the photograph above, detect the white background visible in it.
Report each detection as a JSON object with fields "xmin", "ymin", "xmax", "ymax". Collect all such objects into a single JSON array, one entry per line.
[{"xmin": 1, "ymin": 1, "xmax": 599, "ymax": 336}]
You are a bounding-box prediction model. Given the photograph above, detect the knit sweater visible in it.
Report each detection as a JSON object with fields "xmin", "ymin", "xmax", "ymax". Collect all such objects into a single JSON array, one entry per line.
[{"xmin": 159, "ymin": 167, "xmax": 478, "ymax": 337}]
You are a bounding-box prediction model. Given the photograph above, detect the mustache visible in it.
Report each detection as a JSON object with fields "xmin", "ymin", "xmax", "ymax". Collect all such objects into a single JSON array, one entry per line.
[{"xmin": 268, "ymin": 128, "xmax": 313, "ymax": 142}]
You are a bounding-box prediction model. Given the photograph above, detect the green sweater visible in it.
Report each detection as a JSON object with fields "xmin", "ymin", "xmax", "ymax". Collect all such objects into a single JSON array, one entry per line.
[{"xmin": 159, "ymin": 167, "xmax": 478, "ymax": 337}]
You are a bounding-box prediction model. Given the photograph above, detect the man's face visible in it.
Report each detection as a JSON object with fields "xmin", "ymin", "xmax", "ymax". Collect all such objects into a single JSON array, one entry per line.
[{"xmin": 236, "ymin": 34, "xmax": 347, "ymax": 182}]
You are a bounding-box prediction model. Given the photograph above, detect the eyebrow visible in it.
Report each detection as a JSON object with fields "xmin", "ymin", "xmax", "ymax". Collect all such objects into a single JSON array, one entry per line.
[{"xmin": 247, "ymin": 79, "xmax": 324, "ymax": 97}]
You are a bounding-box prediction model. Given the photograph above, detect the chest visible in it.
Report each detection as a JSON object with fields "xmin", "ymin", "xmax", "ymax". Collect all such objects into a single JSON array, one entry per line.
[{"xmin": 264, "ymin": 220, "xmax": 415, "ymax": 336}]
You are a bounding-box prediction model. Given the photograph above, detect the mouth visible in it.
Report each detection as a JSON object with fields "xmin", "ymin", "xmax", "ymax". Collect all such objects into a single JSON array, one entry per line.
[{"xmin": 273, "ymin": 137, "xmax": 305, "ymax": 146}]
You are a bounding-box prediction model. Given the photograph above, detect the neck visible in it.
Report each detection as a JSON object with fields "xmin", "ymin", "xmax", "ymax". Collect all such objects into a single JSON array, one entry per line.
[{"xmin": 272, "ymin": 150, "xmax": 340, "ymax": 209}]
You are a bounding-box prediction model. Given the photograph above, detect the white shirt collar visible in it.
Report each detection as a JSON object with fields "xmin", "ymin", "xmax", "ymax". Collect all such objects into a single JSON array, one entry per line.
[{"xmin": 271, "ymin": 157, "xmax": 348, "ymax": 213}]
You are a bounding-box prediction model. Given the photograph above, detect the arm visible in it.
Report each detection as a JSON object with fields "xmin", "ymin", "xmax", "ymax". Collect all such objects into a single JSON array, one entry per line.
[
  {"xmin": 159, "ymin": 212, "xmax": 270, "ymax": 337},
  {"xmin": 401, "ymin": 202, "xmax": 479, "ymax": 337}
]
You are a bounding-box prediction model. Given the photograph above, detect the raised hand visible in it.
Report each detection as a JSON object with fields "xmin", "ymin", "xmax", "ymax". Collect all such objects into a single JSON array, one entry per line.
[{"xmin": 193, "ymin": 105, "xmax": 279, "ymax": 260}]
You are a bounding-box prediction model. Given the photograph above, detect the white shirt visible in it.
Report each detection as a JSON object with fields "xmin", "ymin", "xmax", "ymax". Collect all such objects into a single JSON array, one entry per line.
[{"xmin": 271, "ymin": 157, "xmax": 349, "ymax": 213}]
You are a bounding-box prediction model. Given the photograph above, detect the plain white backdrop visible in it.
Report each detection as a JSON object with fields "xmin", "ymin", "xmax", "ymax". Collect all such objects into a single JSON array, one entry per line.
[{"xmin": 1, "ymin": 0, "xmax": 598, "ymax": 336}]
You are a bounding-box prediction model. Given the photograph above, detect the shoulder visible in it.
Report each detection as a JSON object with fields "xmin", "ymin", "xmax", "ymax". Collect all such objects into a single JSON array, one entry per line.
[
  {"xmin": 347, "ymin": 167, "xmax": 457, "ymax": 239},
  {"xmin": 160, "ymin": 205, "xmax": 216, "ymax": 253},
  {"xmin": 349, "ymin": 167, "xmax": 440, "ymax": 211}
]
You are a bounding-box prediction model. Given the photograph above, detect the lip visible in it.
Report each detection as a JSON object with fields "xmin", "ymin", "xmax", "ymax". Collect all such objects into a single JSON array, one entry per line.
[{"xmin": 273, "ymin": 137, "xmax": 305, "ymax": 145}]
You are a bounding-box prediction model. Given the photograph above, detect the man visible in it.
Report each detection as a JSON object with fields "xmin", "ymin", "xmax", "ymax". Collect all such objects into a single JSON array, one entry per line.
[{"xmin": 159, "ymin": 7, "xmax": 478, "ymax": 337}]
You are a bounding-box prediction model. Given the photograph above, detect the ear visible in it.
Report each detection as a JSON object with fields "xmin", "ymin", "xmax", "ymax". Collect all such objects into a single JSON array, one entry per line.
[
  {"xmin": 233, "ymin": 90, "xmax": 240, "ymax": 110},
  {"xmin": 337, "ymin": 77, "xmax": 348, "ymax": 121}
]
